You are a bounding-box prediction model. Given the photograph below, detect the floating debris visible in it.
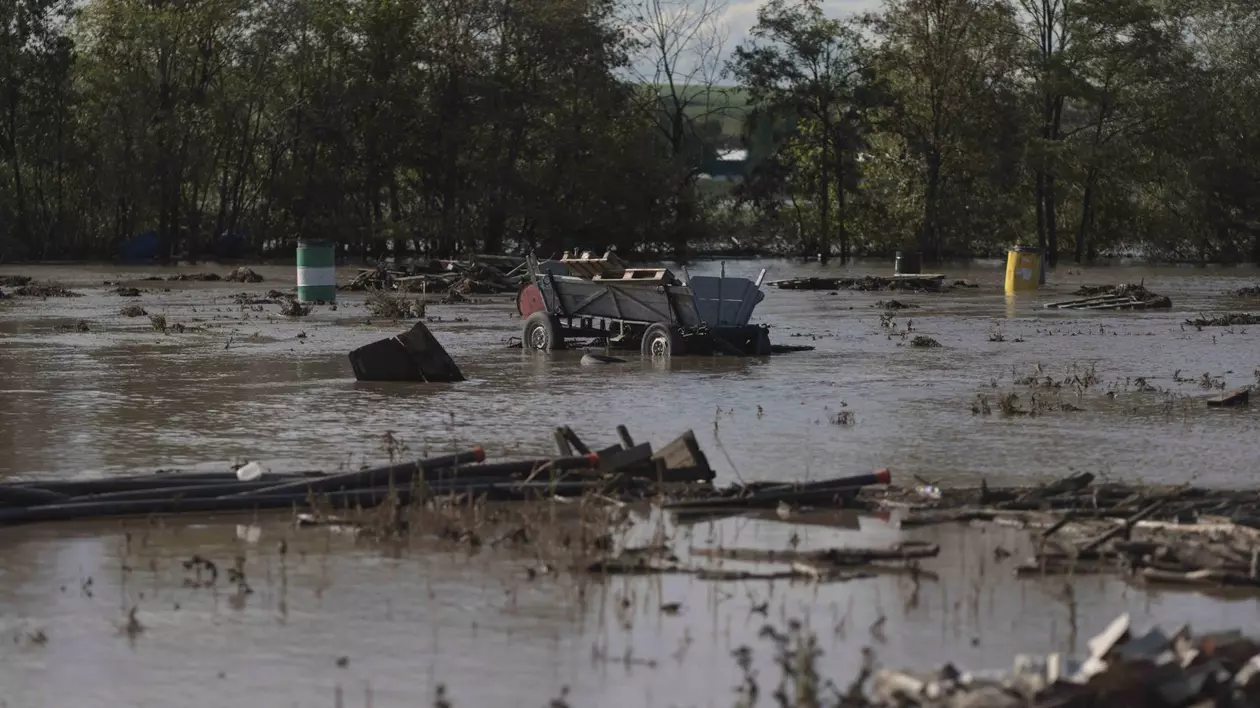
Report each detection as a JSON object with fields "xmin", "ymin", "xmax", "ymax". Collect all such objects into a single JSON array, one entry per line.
[
  {"xmin": 0, "ymin": 425, "xmax": 730, "ymax": 526},
  {"xmin": 224, "ymin": 267, "xmax": 263, "ymax": 283},
  {"xmin": 770, "ymin": 275, "xmax": 951, "ymax": 293},
  {"xmin": 859, "ymin": 472, "xmax": 1260, "ymax": 596},
  {"xmin": 1185, "ymin": 313, "xmax": 1260, "ymax": 327},
  {"xmin": 0, "ymin": 275, "xmax": 33, "ymax": 287},
  {"xmin": 343, "ymin": 258, "xmax": 524, "ymax": 295},
  {"xmin": 1048, "ymin": 283, "xmax": 1171, "ymax": 310},
  {"xmin": 910, "ymin": 336, "xmax": 941, "ymax": 348},
  {"xmin": 875, "ymin": 300, "xmax": 918, "ymax": 310},
  {"xmin": 279, "ymin": 297, "xmax": 311, "ymax": 317},
  {"xmin": 56, "ymin": 320, "xmax": 91, "ymax": 332},
  {"xmin": 868, "ymin": 613, "xmax": 1260, "ymax": 707},
  {"xmin": 1232, "ymin": 285, "xmax": 1260, "ymax": 297},
  {"xmin": 144, "ymin": 272, "xmax": 222, "ymax": 282},
  {"xmin": 112, "ymin": 287, "xmax": 142, "ymax": 297},
  {"xmin": 232, "ymin": 292, "xmax": 276, "ymax": 305},
  {"xmin": 12, "ymin": 283, "xmax": 83, "ymax": 298}
]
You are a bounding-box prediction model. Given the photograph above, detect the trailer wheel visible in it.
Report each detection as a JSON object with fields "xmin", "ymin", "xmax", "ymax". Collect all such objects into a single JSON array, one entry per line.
[
  {"xmin": 523, "ymin": 312, "xmax": 564, "ymax": 350},
  {"xmin": 641, "ymin": 323, "xmax": 683, "ymax": 357}
]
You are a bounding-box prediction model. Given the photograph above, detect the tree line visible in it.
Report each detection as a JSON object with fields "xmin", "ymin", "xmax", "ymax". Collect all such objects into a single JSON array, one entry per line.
[{"xmin": 2, "ymin": 0, "xmax": 1258, "ymax": 265}]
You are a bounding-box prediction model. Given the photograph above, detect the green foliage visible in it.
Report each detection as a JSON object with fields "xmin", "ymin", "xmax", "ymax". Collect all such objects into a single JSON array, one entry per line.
[
  {"xmin": 3, "ymin": 0, "xmax": 1260, "ymax": 264},
  {"xmin": 724, "ymin": 0, "xmax": 1260, "ymax": 263},
  {"xmin": 0, "ymin": 0, "xmax": 681, "ymax": 261},
  {"xmin": 730, "ymin": 0, "xmax": 877, "ymax": 263}
]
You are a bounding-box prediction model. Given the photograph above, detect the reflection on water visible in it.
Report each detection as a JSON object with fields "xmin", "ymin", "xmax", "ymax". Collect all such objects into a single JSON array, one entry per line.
[
  {"xmin": 0, "ymin": 513, "xmax": 1256, "ymax": 707},
  {"xmin": 2, "ymin": 260, "xmax": 1260, "ymax": 704}
]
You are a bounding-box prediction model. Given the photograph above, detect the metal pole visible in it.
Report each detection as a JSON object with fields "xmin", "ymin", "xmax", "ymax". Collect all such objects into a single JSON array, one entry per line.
[{"xmin": 717, "ymin": 261, "xmax": 725, "ymax": 325}]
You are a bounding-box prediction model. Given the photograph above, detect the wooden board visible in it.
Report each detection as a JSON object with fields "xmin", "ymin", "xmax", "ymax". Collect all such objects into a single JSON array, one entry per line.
[{"xmin": 1207, "ymin": 389, "xmax": 1250, "ymax": 408}]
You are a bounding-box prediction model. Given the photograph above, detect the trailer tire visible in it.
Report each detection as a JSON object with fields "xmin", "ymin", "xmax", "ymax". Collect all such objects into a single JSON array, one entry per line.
[
  {"xmin": 641, "ymin": 323, "xmax": 683, "ymax": 357},
  {"xmin": 523, "ymin": 312, "xmax": 564, "ymax": 351}
]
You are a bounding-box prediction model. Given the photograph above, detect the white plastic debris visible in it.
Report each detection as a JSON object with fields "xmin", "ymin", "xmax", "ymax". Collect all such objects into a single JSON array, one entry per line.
[
  {"xmin": 1088, "ymin": 612, "xmax": 1131, "ymax": 660},
  {"xmin": 235, "ymin": 524, "xmax": 262, "ymax": 543},
  {"xmin": 235, "ymin": 461, "xmax": 267, "ymax": 482}
]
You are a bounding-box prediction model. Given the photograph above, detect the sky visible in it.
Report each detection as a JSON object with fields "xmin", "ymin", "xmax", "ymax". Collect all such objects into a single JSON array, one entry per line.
[{"xmin": 721, "ymin": 0, "xmax": 882, "ymax": 50}]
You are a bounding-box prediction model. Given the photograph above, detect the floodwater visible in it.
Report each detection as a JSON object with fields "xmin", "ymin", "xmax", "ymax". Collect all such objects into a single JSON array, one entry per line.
[{"xmin": 1, "ymin": 259, "xmax": 1259, "ymax": 706}]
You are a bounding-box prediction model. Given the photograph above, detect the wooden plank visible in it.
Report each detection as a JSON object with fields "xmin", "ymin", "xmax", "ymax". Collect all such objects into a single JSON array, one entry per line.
[
  {"xmin": 652, "ymin": 430, "xmax": 704, "ymax": 470},
  {"xmin": 598, "ymin": 442, "xmax": 653, "ymax": 473},
  {"xmin": 615, "ymin": 425, "xmax": 635, "ymax": 450}
]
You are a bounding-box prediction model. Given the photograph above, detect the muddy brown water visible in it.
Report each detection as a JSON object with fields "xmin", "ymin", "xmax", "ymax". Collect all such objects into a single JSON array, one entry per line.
[{"xmin": 1, "ymin": 260, "xmax": 1259, "ymax": 706}]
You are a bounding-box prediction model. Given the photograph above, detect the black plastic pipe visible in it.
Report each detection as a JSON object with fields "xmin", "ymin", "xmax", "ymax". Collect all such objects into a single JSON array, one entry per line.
[
  {"xmin": 0, "ymin": 480, "xmax": 609, "ymax": 526},
  {"xmin": 237, "ymin": 448, "xmax": 488, "ymax": 497}
]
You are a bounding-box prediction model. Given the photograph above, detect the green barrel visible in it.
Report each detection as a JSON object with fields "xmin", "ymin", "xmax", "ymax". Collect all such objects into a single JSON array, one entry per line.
[{"xmin": 296, "ymin": 241, "xmax": 336, "ymax": 303}]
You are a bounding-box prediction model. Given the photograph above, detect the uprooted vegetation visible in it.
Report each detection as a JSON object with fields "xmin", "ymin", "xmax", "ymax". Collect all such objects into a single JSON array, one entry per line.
[
  {"xmin": 119, "ymin": 305, "xmax": 148, "ymax": 317},
  {"xmin": 973, "ymin": 363, "xmax": 1203, "ymax": 417},
  {"xmin": 142, "ymin": 272, "xmax": 221, "ymax": 282},
  {"xmin": 365, "ymin": 289, "xmax": 425, "ymax": 319},
  {"xmin": 224, "ymin": 266, "xmax": 263, "ymax": 283},
  {"xmin": 909, "ymin": 335, "xmax": 940, "ymax": 348},
  {"xmin": 0, "ymin": 275, "xmax": 32, "ymax": 287},
  {"xmin": 1231, "ymin": 285, "xmax": 1260, "ymax": 297},
  {"xmin": 279, "ymin": 297, "xmax": 311, "ymax": 317},
  {"xmin": 12, "ymin": 282, "xmax": 83, "ymax": 298}
]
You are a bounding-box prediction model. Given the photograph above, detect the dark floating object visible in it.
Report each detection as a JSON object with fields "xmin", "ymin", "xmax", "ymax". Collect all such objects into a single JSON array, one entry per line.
[
  {"xmin": 348, "ymin": 321, "xmax": 465, "ymax": 382},
  {"xmin": 1207, "ymin": 388, "xmax": 1250, "ymax": 408},
  {"xmin": 768, "ymin": 274, "xmax": 949, "ymax": 292}
]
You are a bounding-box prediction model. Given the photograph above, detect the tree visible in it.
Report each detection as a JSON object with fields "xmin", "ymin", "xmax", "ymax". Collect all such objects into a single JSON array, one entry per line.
[
  {"xmin": 866, "ymin": 0, "xmax": 1024, "ymax": 260},
  {"xmin": 624, "ymin": 0, "xmax": 730, "ymax": 259},
  {"xmin": 0, "ymin": 0, "xmax": 75, "ymax": 259},
  {"xmin": 730, "ymin": 0, "xmax": 874, "ymax": 263},
  {"xmin": 1011, "ymin": 0, "xmax": 1083, "ymax": 267}
]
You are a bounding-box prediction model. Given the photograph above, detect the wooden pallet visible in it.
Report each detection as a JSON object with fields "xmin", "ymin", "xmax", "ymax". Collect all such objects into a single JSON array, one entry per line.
[{"xmin": 592, "ymin": 268, "xmax": 672, "ymax": 283}]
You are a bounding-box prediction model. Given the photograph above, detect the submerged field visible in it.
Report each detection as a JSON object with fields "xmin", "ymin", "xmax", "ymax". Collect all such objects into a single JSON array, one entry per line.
[{"xmin": 1, "ymin": 258, "xmax": 1259, "ymax": 706}]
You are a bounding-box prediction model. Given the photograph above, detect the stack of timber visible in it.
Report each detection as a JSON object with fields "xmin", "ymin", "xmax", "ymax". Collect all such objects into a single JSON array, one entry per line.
[
  {"xmin": 1046, "ymin": 283, "xmax": 1172, "ymax": 310},
  {"xmin": 861, "ymin": 473, "xmax": 1260, "ymax": 594}
]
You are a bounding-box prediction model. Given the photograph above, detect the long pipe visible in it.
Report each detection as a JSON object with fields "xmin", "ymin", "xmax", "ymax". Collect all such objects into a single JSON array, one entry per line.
[
  {"xmin": 0, "ymin": 480, "xmax": 611, "ymax": 526},
  {"xmin": 7, "ymin": 472, "xmax": 322, "ymax": 497},
  {"xmin": 238, "ymin": 448, "xmax": 488, "ymax": 497}
]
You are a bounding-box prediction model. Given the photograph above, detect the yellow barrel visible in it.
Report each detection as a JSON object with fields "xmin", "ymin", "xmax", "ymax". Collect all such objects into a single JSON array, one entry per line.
[{"xmin": 1004, "ymin": 246, "xmax": 1041, "ymax": 293}]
